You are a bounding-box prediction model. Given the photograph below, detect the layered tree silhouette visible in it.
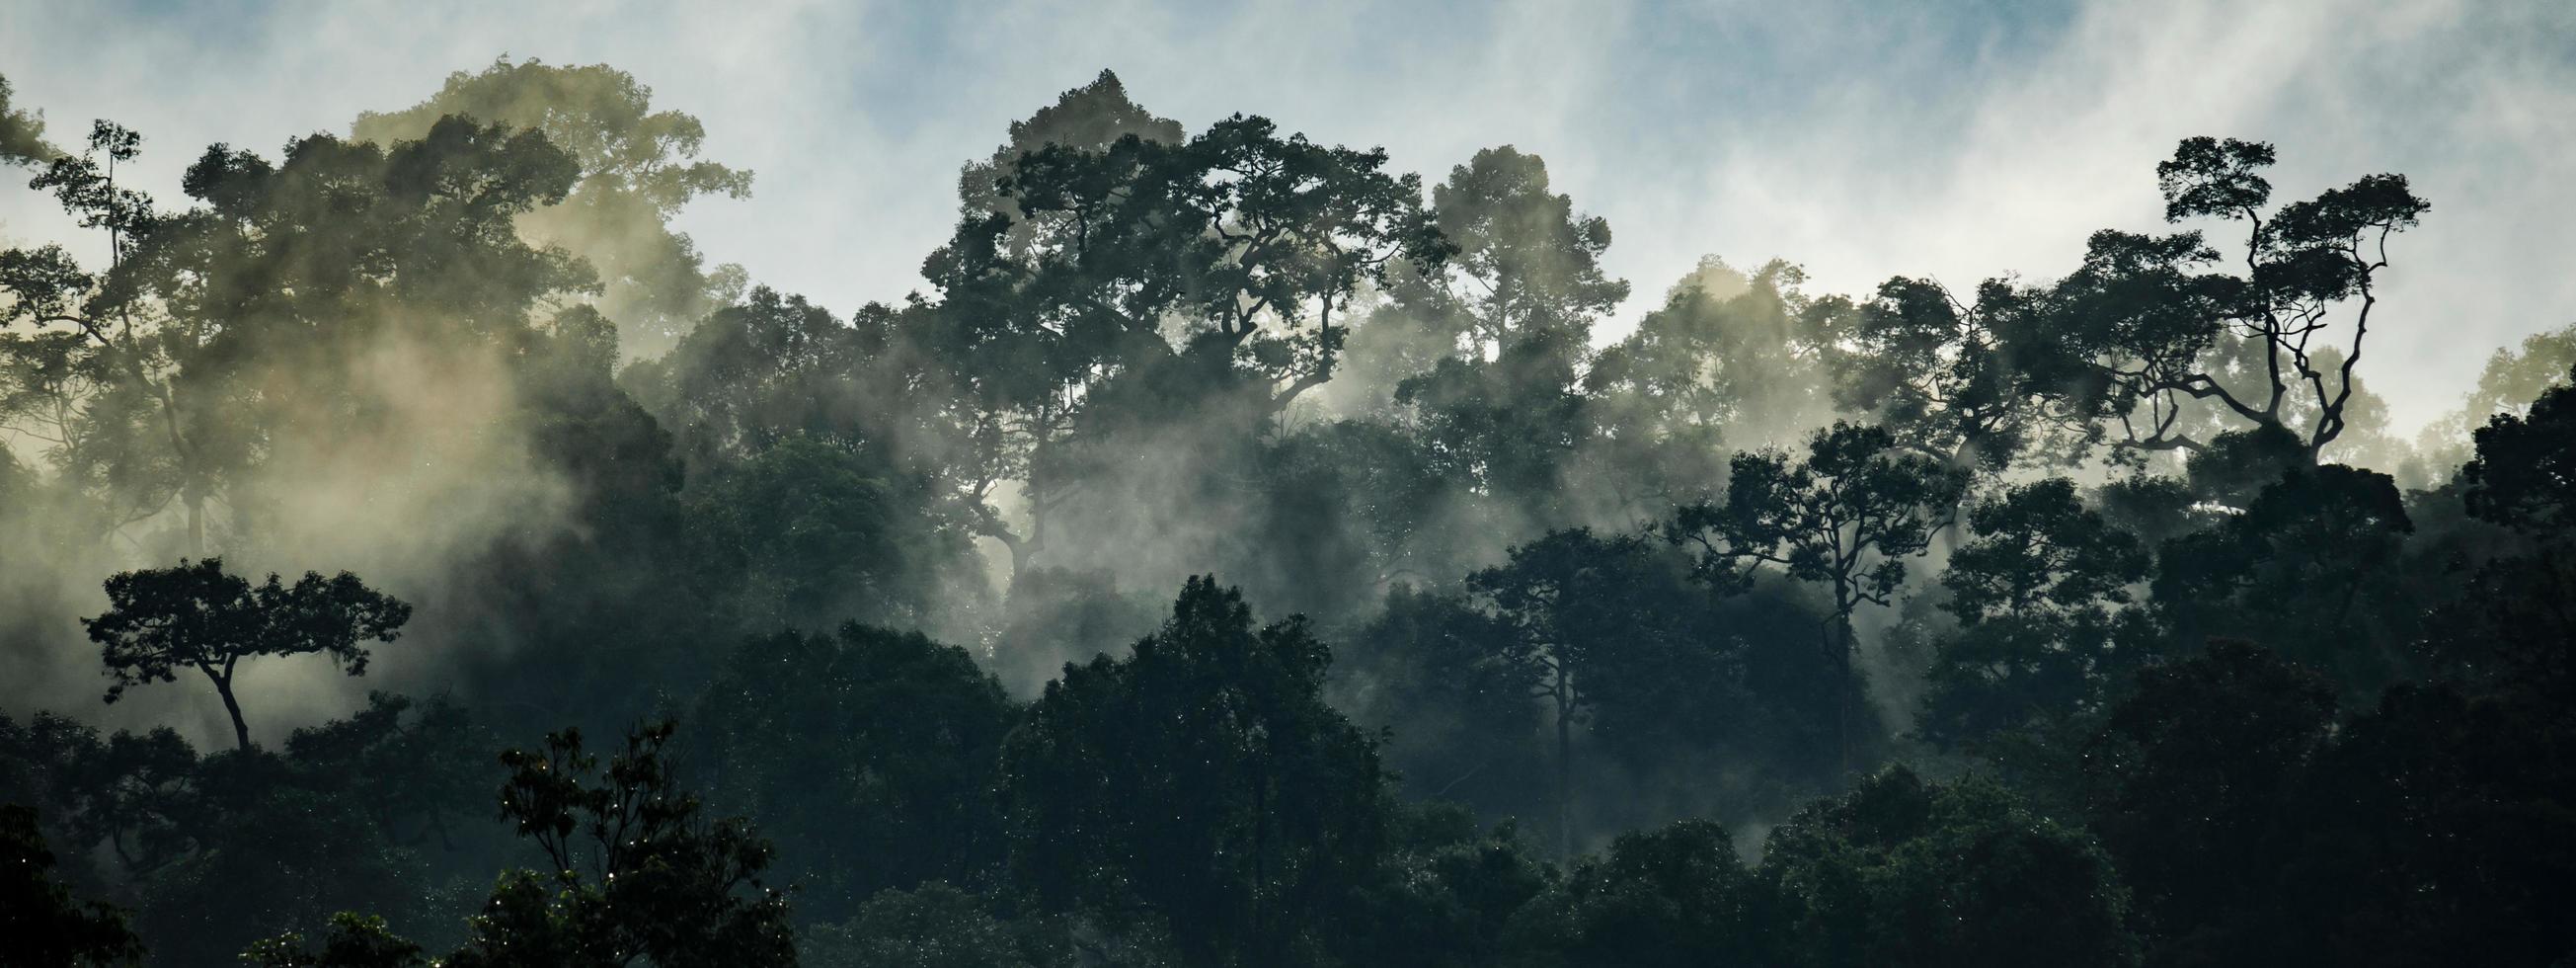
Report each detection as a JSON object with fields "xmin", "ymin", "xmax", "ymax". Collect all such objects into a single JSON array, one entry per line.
[{"xmin": 84, "ymin": 559, "xmax": 411, "ymax": 751}]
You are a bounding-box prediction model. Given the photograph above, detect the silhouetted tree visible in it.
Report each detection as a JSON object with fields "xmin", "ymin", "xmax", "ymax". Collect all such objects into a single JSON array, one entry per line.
[
  {"xmin": 1919, "ymin": 477, "xmax": 2154, "ymax": 753},
  {"xmin": 1671, "ymin": 421, "xmax": 1968, "ymax": 775},
  {"xmin": 1466, "ymin": 528, "xmax": 1710, "ymax": 855},
  {"xmin": 999, "ymin": 577, "xmax": 1386, "ymax": 967},
  {"xmin": 84, "ymin": 558, "xmax": 411, "ymax": 751},
  {"xmin": 694, "ymin": 624, "xmax": 1016, "ymax": 922},
  {"xmin": 446, "ymin": 721, "xmax": 797, "ymax": 968}
]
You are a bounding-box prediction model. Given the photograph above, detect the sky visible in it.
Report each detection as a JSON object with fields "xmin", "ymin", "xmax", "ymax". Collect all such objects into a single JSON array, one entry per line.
[{"xmin": 3, "ymin": 0, "xmax": 2571, "ymax": 436}]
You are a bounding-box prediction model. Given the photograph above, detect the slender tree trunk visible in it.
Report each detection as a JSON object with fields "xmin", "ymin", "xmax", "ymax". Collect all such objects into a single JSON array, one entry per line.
[
  {"xmin": 1836, "ymin": 619, "xmax": 1853, "ymax": 780},
  {"xmin": 1555, "ymin": 679, "xmax": 1574, "ymax": 857},
  {"xmin": 1826, "ymin": 587, "xmax": 1857, "ymax": 782},
  {"xmin": 208, "ymin": 670, "xmax": 251, "ymax": 751}
]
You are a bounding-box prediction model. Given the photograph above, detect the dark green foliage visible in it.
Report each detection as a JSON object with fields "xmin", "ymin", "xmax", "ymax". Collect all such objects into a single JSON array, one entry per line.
[
  {"xmin": 1762, "ymin": 766, "xmax": 2139, "ymax": 968},
  {"xmin": 2078, "ymin": 641, "xmax": 2334, "ymax": 946},
  {"xmin": 448, "ymin": 721, "xmax": 796, "ymax": 968},
  {"xmin": 1336, "ymin": 585, "xmax": 1542, "ymax": 818},
  {"xmin": 242, "ymin": 914, "xmax": 426, "ymax": 968},
  {"xmin": 1505, "ymin": 820, "xmax": 1769, "ymax": 968},
  {"xmin": 1000, "ymin": 577, "xmax": 1386, "ymax": 967},
  {"xmin": 1920, "ymin": 478, "xmax": 2156, "ymax": 752},
  {"xmin": 5, "ymin": 61, "xmax": 2570, "ymax": 968},
  {"xmin": 802, "ymin": 883, "xmax": 1081, "ymax": 968},
  {"xmin": 2462, "ymin": 363, "xmax": 2576, "ymax": 534},
  {"xmin": 1335, "ymin": 803, "xmax": 1552, "ymax": 968},
  {"xmin": 686, "ymin": 437, "xmax": 963, "ymax": 631},
  {"xmin": 2153, "ymin": 464, "xmax": 2419, "ymax": 691},
  {"xmin": 2265, "ymin": 684, "xmax": 2576, "ymax": 967},
  {"xmin": 695, "ymin": 624, "xmax": 1016, "ymax": 922},
  {"xmin": 133, "ymin": 770, "xmax": 430, "ymax": 968},
  {"xmin": 1, "ymin": 803, "xmax": 144, "ymax": 967}
]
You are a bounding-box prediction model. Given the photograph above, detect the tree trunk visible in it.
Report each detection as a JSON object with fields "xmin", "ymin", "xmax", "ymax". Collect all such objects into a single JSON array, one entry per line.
[
  {"xmin": 1835, "ymin": 619, "xmax": 1853, "ymax": 780},
  {"xmin": 1555, "ymin": 682, "xmax": 1574, "ymax": 857},
  {"xmin": 207, "ymin": 668, "xmax": 251, "ymax": 751}
]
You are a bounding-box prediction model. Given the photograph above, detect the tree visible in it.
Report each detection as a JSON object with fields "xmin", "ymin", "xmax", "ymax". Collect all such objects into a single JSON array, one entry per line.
[
  {"xmin": 2461, "ymin": 363, "xmax": 2576, "ymax": 534},
  {"xmin": 352, "ymin": 56, "xmax": 751, "ymax": 357},
  {"xmin": 1502, "ymin": 819, "xmax": 1769, "ymax": 968},
  {"xmin": 242, "ymin": 913, "xmax": 426, "ymax": 968},
  {"xmin": 1761, "ymin": 766, "xmax": 2139, "ymax": 968},
  {"xmin": 1583, "ymin": 259, "xmax": 1834, "ymax": 515},
  {"xmin": 2418, "ymin": 322, "xmax": 2576, "ymax": 474},
  {"xmin": 1811, "ymin": 275, "xmax": 2069, "ymax": 475},
  {"xmin": 684, "ymin": 436, "xmax": 966, "ymax": 632},
  {"xmin": 445, "ymin": 721, "xmax": 797, "ymax": 968},
  {"xmin": 1465, "ymin": 528, "xmax": 1713, "ymax": 855},
  {"xmin": 0, "ymin": 72, "xmax": 57, "ymax": 165},
  {"xmin": 693, "ymin": 624, "xmax": 1017, "ymax": 923},
  {"xmin": 84, "ymin": 558, "xmax": 411, "ymax": 751},
  {"xmin": 2153, "ymin": 463, "xmax": 2418, "ymax": 692},
  {"xmin": 1335, "ymin": 804, "xmax": 1550, "ymax": 968},
  {"xmin": 2078, "ymin": 640, "xmax": 2334, "ymax": 948},
  {"xmin": 1425, "ymin": 146, "xmax": 1626, "ymax": 353},
  {"xmin": 999, "ymin": 577, "xmax": 1387, "ymax": 968},
  {"xmin": 2441, "ymin": 365, "xmax": 2576, "ymax": 691},
  {"xmin": 1669, "ymin": 421, "xmax": 1968, "ymax": 776},
  {"xmin": 1918, "ymin": 477, "xmax": 2154, "ymax": 753},
  {"xmin": 1, "ymin": 803, "xmax": 145, "ymax": 967},
  {"xmin": 1390, "ymin": 147, "xmax": 1623, "ymax": 520},
  {"xmin": 2, "ymin": 113, "xmax": 588, "ymax": 557},
  {"xmin": 919, "ymin": 102, "xmax": 1444, "ymax": 580},
  {"xmin": 2048, "ymin": 137, "xmax": 2428, "ymax": 460}
]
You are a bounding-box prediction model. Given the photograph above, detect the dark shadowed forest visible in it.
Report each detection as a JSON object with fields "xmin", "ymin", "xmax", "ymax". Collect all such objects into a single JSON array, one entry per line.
[{"xmin": 3, "ymin": 57, "xmax": 2573, "ymax": 968}]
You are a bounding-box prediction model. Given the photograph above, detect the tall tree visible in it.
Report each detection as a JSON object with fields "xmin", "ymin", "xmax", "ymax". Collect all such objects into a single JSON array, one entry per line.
[
  {"xmin": 1392, "ymin": 147, "xmax": 1624, "ymax": 518},
  {"xmin": 1669, "ymin": 421, "xmax": 1968, "ymax": 776},
  {"xmin": 1464, "ymin": 528, "xmax": 1705, "ymax": 856},
  {"xmin": 352, "ymin": 56, "xmax": 752, "ymax": 357},
  {"xmin": 2053, "ymin": 137, "xmax": 2428, "ymax": 460},
  {"xmin": 1, "ymin": 114, "xmax": 587, "ymax": 557},
  {"xmin": 83, "ymin": 558, "xmax": 411, "ymax": 751}
]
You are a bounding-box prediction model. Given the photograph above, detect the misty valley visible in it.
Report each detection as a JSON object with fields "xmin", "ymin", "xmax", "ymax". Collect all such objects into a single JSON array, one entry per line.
[{"xmin": 4, "ymin": 50, "xmax": 2574, "ymax": 968}]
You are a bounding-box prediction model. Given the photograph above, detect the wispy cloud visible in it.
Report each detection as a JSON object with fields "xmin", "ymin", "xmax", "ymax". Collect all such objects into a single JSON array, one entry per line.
[{"xmin": 3, "ymin": 0, "xmax": 2567, "ymax": 431}]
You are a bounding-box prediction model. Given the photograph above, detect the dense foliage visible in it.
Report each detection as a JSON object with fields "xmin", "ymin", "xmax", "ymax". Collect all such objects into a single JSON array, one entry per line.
[{"xmin": 3, "ymin": 60, "xmax": 2571, "ymax": 967}]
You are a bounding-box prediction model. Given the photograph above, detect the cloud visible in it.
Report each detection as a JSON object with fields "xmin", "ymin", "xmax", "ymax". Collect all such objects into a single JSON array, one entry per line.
[{"xmin": 2, "ymin": 0, "xmax": 2569, "ymax": 435}]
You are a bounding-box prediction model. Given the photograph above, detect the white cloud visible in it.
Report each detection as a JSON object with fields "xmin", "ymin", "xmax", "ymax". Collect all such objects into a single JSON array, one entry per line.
[{"xmin": 3, "ymin": 0, "xmax": 2567, "ymax": 433}]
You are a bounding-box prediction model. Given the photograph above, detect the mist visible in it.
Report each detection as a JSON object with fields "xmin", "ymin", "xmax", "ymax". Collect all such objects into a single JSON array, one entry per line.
[{"xmin": 6, "ymin": 11, "xmax": 2576, "ymax": 968}]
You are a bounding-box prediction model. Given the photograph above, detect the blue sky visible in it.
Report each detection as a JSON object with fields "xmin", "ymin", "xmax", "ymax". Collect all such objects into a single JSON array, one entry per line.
[{"xmin": 4, "ymin": 0, "xmax": 2571, "ymax": 434}]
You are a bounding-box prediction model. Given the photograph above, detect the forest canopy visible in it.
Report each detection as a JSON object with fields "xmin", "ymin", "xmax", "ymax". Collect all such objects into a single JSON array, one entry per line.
[{"xmin": 2, "ymin": 58, "xmax": 2572, "ymax": 968}]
